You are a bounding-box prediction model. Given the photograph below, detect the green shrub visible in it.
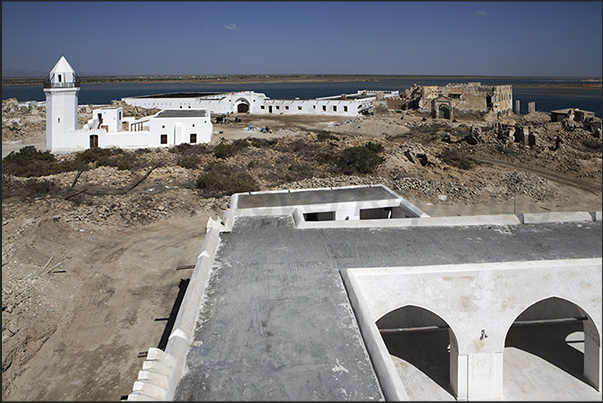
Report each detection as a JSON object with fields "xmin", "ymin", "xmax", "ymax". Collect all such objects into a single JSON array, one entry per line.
[
  {"xmin": 337, "ymin": 144, "xmax": 385, "ymax": 175},
  {"xmin": 214, "ymin": 139, "xmax": 249, "ymax": 159},
  {"xmin": 196, "ymin": 162, "xmax": 259, "ymax": 197}
]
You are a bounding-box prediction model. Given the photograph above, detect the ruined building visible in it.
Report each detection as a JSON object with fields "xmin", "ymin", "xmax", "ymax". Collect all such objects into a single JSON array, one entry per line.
[{"xmin": 388, "ymin": 82, "xmax": 514, "ymax": 119}]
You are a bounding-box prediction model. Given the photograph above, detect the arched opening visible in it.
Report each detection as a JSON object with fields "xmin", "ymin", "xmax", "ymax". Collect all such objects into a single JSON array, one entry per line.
[
  {"xmin": 438, "ymin": 104, "xmax": 450, "ymax": 119},
  {"xmin": 237, "ymin": 103, "xmax": 249, "ymax": 113},
  {"xmin": 377, "ymin": 305, "xmax": 457, "ymax": 400},
  {"xmin": 89, "ymin": 134, "xmax": 99, "ymax": 148},
  {"xmin": 234, "ymin": 98, "xmax": 250, "ymax": 113},
  {"xmin": 503, "ymin": 297, "xmax": 601, "ymax": 400}
]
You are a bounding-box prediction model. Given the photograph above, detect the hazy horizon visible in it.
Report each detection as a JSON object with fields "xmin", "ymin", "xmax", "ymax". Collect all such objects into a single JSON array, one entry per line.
[{"xmin": 2, "ymin": 1, "xmax": 602, "ymax": 78}]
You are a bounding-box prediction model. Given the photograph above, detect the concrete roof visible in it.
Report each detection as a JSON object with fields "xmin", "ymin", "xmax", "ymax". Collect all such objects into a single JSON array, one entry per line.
[
  {"xmin": 128, "ymin": 92, "xmax": 223, "ymax": 99},
  {"xmin": 156, "ymin": 110, "xmax": 208, "ymax": 118},
  {"xmin": 173, "ymin": 216, "xmax": 601, "ymax": 400},
  {"xmin": 235, "ymin": 186, "xmax": 399, "ymax": 209}
]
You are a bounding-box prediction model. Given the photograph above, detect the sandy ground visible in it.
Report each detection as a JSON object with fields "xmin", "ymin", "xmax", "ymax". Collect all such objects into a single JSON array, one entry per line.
[{"xmin": 2, "ymin": 108, "xmax": 602, "ymax": 401}]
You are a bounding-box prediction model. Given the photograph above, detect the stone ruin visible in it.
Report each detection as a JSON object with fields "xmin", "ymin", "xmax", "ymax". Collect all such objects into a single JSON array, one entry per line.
[{"xmin": 387, "ymin": 82, "xmax": 514, "ymax": 119}]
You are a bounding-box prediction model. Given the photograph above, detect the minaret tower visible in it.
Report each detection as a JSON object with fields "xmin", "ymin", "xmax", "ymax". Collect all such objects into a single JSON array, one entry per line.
[{"xmin": 43, "ymin": 56, "xmax": 80, "ymax": 151}]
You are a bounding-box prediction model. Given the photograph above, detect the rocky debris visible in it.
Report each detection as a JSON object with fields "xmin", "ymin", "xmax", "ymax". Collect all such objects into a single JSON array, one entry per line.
[
  {"xmin": 275, "ymin": 127, "xmax": 306, "ymax": 137},
  {"xmin": 520, "ymin": 111, "xmax": 551, "ymax": 125},
  {"xmin": 60, "ymin": 190, "xmax": 226, "ymax": 226},
  {"xmin": 2, "ymin": 99, "xmax": 46, "ymax": 142},
  {"xmin": 400, "ymin": 146, "xmax": 435, "ymax": 166},
  {"xmin": 332, "ymin": 117, "xmax": 362, "ymax": 126},
  {"xmin": 498, "ymin": 171, "xmax": 559, "ymax": 202},
  {"xmin": 110, "ymin": 100, "xmax": 161, "ymax": 119}
]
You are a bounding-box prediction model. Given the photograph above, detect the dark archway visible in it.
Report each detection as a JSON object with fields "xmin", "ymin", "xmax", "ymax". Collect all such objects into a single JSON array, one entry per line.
[
  {"xmin": 504, "ymin": 297, "xmax": 600, "ymax": 396},
  {"xmin": 377, "ymin": 305, "xmax": 456, "ymax": 399},
  {"xmin": 237, "ymin": 103, "xmax": 249, "ymax": 113},
  {"xmin": 438, "ymin": 104, "xmax": 450, "ymax": 119},
  {"xmin": 89, "ymin": 134, "xmax": 99, "ymax": 148}
]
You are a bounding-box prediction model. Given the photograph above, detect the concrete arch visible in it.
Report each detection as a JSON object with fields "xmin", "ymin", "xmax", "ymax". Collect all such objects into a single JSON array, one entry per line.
[
  {"xmin": 501, "ymin": 295, "xmax": 601, "ymax": 350},
  {"xmin": 377, "ymin": 304, "xmax": 461, "ymax": 399},
  {"xmin": 502, "ymin": 295, "xmax": 602, "ymax": 392},
  {"xmin": 376, "ymin": 304, "xmax": 459, "ymax": 342}
]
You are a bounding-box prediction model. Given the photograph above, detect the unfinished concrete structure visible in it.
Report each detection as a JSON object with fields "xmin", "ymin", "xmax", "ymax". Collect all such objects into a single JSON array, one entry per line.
[
  {"xmin": 390, "ymin": 82, "xmax": 513, "ymax": 118},
  {"xmin": 128, "ymin": 185, "xmax": 602, "ymax": 401}
]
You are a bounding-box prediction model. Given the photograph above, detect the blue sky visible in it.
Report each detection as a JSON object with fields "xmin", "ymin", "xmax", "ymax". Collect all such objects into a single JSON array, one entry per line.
[{"xmin": 2, "ymin": 1, "xmax": 602, "ymax": 77}]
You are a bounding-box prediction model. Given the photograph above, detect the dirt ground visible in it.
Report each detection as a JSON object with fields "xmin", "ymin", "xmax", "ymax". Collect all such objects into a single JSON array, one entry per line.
[{"xmin": 2, "ymin": 101, "xmax": 602, "ymax": 401}]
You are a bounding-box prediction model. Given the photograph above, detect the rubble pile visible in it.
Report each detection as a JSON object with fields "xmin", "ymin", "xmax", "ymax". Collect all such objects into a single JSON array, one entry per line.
[
  {"xmin": 497, "ymin": 171, "xmax": 560, "ymax": 202},
  {"xmin": 2, "ymin": 99, "xmax": 45, "ymax": 142},
  {"xmin": 111, "ymin": 100, "xmax": 161, "ymax": 118}
]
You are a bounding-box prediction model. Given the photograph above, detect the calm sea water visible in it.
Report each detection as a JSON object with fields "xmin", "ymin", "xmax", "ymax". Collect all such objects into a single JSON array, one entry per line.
[{"xmin": 3, "ymin": 78, "xmax": 601, "ymax": 117}]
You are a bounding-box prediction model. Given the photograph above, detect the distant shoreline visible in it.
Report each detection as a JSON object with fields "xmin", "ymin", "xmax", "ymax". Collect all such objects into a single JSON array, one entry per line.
[{"xmin": 2, "ymin": 75, "xmax": 601, "ymax": 89}]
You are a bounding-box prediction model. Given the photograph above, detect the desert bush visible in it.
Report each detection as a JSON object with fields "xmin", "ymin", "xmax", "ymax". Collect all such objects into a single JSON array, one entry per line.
[
  {"xmin": 196, "ymin": 162, "xmax": 259, "ymax": 197},
  {"xmin": 337, "ymin": 143, "xmax": 385, "ymax": 175},
  {"xmin": 287, "ymin": 163, "xmax": 315, "ymax": 179},
  {"xmin": 135, "ymin": 147, "xmax": 153, "ymax": 154},
  {"xmin": 177, "ymin": 155, "xmax": 203, "ymax": 169},
  {"xmin": 249, "ymin": 138, "xmax": 278, "ymax": 148},
  {"xmin": 24, "ymin": 178, "xmax": 57, "ymax": 196},
  {"xmin": 75, "ymin": 147, "xmax": 146, "ymax": 170},
  {"xmin": 582, "ymin": 138, "xmax": 602, "ymax": 151},
  {"xmin": 76, "ymin": 147, "xmax": 123, "ymax": 164},
  {"xmin": 316, "ymin": 131, "xmax": 340, "ymax": 141},
  {"xmin": 2, "ymin": 146, "xmax": 90, "ymax": 177},
  {"xmin": 438, "ymin": 149, "xmax": 476, "ymax": 170},
  {"xmin": 214, "ymin": 139, "xmax": 249, "ymax": 159},
  {"xmin": 171, "ymin": 143, "xmax": 210, "ymax": 155},
  {"xmin": 2, "ymin": 146, "xmax": 57, "ymax": 177},
  {"xmin": 317, "ymin": 152, "xmax": 338, "ymax": 165}
]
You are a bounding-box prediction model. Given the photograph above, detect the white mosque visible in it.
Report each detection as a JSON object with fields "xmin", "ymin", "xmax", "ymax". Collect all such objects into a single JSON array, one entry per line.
[{"xmin": 43, "ymin": 56, "xmax": 213, "ymax": 152}]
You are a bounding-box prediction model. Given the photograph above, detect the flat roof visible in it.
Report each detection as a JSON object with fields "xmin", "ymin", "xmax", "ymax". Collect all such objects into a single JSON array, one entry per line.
[
  {"xmin": 128, "ymin": 92, "xmax": 223, "ymax": 99},
  {"xmin": 156, "ymin": 109, "xmax": 208, "ymax": 118},
  {"xmin": 235, "ymin": 186, "xmax": 398, "ymax": 209},
  {"xmin": 173, "ymin": 216, "xmax": 601, "ymax": 400}
]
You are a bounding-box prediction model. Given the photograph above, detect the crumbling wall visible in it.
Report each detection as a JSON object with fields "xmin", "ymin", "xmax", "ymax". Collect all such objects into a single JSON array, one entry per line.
[{"xmin": 396, "ymin": 82, "xmax": 513, "ymax": 117}]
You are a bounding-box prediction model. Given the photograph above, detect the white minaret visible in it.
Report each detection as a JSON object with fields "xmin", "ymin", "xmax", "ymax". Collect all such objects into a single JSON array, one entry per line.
[{"xmin": 43, "ymin": 56, "xmax": 80, "ymax": 151}]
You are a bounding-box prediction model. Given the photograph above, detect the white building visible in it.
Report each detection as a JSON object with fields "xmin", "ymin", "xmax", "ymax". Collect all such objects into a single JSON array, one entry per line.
[
  {"xmin": 44, "ymin": 56, "xmax": 212, "ymax": 152},
  {"xmin": 122, "ymin": 90, "xmax": 400, "ymax": 117}
]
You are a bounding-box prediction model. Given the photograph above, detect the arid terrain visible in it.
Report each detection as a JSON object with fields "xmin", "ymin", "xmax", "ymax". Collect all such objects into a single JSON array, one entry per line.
[{"xmin": 2, "ymin": 97, "xmax": 602, "ymax": 400}]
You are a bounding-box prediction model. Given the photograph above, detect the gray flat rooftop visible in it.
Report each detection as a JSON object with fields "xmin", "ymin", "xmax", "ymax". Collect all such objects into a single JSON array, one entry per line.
[
  {"xmin": 127, "ymin": 92, "xmax": 222, "ymax": 99},
  {"xmin": 156, "ymin": 110, "xmax": 208, "ymax": 118},
  {"xmin": 235, "ymin": 186, "xmax": 398, "ymax": 209},
  {"xmin": 174, "ymin": 217, "xmax": 601, "ymax": 400}
]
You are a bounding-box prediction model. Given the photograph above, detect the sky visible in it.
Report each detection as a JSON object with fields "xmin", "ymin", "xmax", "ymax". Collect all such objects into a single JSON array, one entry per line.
[{"xmin": 2, "ymin": 1, "xmax": 602, "ymax": 77}]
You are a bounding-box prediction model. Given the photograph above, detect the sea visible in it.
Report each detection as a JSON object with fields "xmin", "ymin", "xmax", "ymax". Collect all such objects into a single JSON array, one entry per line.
[{"xmin": 2, "ymin": 77, "xmax": 601, "ymax": 117}]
